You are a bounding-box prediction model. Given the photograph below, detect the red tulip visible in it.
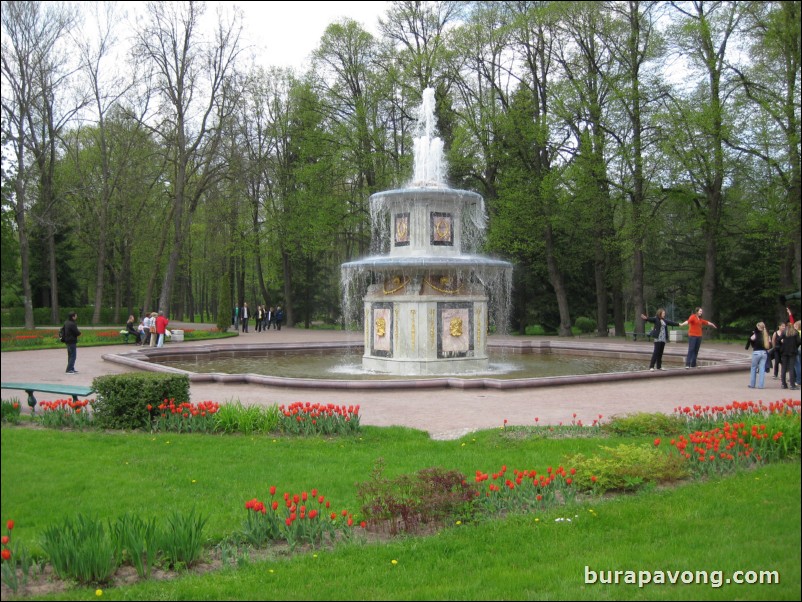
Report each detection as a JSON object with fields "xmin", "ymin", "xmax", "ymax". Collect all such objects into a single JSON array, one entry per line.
[
  {"xmin": 6, "ymin": 521, "xmax": 13, "ymax": 531},
  {"xmin": 1, "ymin": 549, "xmax": 10, "ymax": 561}
]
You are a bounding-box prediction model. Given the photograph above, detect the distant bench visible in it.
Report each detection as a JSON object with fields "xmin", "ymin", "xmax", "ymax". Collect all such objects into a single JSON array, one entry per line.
[
  {"xmin": 1, "ymin": 382, "xmax": 95, "ymax": 412},
  {"xmin": 626, "ymin": 331, "xmax": 654, "ymax": 342}
]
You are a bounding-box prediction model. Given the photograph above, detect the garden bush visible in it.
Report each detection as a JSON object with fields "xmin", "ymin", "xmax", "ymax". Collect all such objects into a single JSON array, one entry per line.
[
  {"xmin": 602, "ymin": 412, "xmax": 686, "ymax": 437},
  {"xmin": 566, "ymin": 443, "xmax": 688, "ymax": 493},
  {"xmin": 574, "ymin": 316, "xmax": 596, "ymax": 334},
  {"xmin": 92, "ymin": 373, "xmax": 190, "ymax": 430}
]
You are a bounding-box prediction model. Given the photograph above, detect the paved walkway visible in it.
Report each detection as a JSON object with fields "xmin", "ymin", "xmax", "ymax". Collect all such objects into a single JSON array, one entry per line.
[{"xmin": 2, "ymin": 325, "xmax": 798, "ymax": 439}]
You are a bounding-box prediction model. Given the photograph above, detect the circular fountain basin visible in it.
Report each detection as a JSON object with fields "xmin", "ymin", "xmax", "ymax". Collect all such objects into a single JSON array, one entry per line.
[{"xmin": 102, "ymin": 340, "xmax": 748, "ymax": 391}]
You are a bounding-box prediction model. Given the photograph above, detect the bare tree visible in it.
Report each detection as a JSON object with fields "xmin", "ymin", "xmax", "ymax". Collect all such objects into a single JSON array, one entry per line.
[
  {"xmin": 1, "ymin": 1, "xmax": 81, "ymax": 327},
  {"xmin": 134, "ymin": 1, "xmax": 244, "ymax": 316}
]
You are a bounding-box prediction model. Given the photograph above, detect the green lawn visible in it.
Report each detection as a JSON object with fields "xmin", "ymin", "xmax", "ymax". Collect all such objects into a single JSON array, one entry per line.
[{"xmin": 1, "ymin": 424, "xmax": 799, "ymax": 600}]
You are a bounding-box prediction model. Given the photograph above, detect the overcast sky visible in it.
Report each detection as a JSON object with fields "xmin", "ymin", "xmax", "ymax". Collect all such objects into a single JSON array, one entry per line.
[{"xmin": 232, "ymin": 1, "xmax": 390, "ymax": 70}]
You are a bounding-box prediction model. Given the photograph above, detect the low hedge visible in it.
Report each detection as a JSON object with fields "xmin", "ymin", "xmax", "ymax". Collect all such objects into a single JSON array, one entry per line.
[{"xmin": 92, "ymin": 373, "xmax": 190, "ymax": 430}]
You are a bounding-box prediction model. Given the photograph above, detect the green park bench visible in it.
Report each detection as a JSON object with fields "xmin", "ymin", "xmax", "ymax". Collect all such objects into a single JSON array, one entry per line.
[{"xmin": 1, "ymin": 382, "xmax": 95, "ymax": 412}]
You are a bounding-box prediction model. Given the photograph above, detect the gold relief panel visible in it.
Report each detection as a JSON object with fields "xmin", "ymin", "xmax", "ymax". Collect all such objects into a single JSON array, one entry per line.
[
  {"xmin": 449, "ymin": 317, "xmax": 463, "ymax": 337},
  {"xmin": 437, "ymin": 303, "xmax": 473, "ymax": 357},
  {"xmin": 430, "ymin": 212, "xmax": 453, "ymax": 246},
  {"xmin": 371, "ymin": 304, "xmax": 392, "ymax": 357},
  {"xmin": 394, "ymin": 213, "xmax": 410, "ymax": 246}
]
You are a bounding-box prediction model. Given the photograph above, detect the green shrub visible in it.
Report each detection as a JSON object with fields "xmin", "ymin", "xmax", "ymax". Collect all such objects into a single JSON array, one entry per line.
[
  {"xmin": 602, "ymin": 412, "xmax": 686, "ymax": 437},
  {"xmin": 92, "ymin": 373, "xmax": 190, "ymax": 430},
  {"xmin": 524, "ymin": 324, "xmax": 546, "ymax": 336},
  {"xmin": 566, "ymin": 443, "xmax": 689, "ymax": 493},
  {"xmin": 574, "ymin": 316, "xmax": 596, "ymax": 334},
  {"xmin": 0, "ymin": 306, "xmax": 119, "ymax": 328}
]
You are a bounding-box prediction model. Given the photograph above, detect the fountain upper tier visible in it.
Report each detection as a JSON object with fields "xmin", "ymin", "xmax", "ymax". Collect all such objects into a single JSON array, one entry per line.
[{"xmin": 367, "ymin": 187, "xmax": 493, "ymax": 258}]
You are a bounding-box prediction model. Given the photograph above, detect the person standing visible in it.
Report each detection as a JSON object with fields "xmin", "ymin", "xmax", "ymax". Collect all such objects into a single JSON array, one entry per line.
[
  {"xmin": 770, "ymin": 323, "xmax": 786, "ymax": 380},
  {"xmin": 255, "ymin": 305, "xmax": 263, "ymax": 332},
  {"xmin": 679, "ymin": 307, "xmax": 717, "ymax": 368},
  {"xmin": 640, "ymin": 310, "xmax": 680, "ymax": 371},
  {"xmin": 142, "ymin": 311, "xmax": 153, "ymax": 346},
  {"xmin": 155, "ymin": 311, "xmax": 169, "ymax": 348},
  {"xmin": 745, "ymin": 322, "xmax": 771, "ymax": 389},
  {"xmin": 779, "ymin": 321, "xmax": 800, "ymax": 390},
  {"xmin": 241, "ymin": 302, "xmax": 250, "ymax": 333},
  {"xmin": 63, "ymin": 312, "xmax": 81, "ymax": 374},
  {"xmin": 149, "ymin": 312, "xmax": 159, "ymax": 347},
  {"xmin": 275, "ymin": 306, "xmax": 284, "ymax": 330}
]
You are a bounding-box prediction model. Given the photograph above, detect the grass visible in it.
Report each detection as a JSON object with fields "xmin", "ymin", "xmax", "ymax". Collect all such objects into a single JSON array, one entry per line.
[
  {"xmin": 0, "ymin": 327, "xmax": 237, "ymax": 352},
  {"xmin": 1, "ymin": 423, "xmax": 799, "ymax": 600}
]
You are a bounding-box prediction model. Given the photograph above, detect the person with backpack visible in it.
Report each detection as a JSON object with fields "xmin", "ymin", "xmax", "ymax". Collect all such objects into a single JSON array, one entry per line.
[{"xmin": 62, "ymin": 312, "xmax": 81, "ymax": 374}]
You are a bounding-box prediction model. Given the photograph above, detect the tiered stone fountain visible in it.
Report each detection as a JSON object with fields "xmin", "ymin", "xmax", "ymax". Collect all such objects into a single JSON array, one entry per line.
[{"xmin": 341, "ymin": 89, "xmax": 512, "ymax": 375}]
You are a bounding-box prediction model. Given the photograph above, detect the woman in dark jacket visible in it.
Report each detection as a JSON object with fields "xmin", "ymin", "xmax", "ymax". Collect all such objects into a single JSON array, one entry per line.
[
  {"xmin": 779, "ymin": 322, "xmax": 800, "ymax": 390},
  {"xmin": 640, "ymin": 309, "xmax": 680, "ymax": 371}
]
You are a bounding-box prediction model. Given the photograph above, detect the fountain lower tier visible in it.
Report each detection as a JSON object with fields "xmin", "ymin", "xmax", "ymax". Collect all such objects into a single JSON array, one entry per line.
[{"xmin": 341, "ymin": 259, "xmax": 512, "ymax": 376}]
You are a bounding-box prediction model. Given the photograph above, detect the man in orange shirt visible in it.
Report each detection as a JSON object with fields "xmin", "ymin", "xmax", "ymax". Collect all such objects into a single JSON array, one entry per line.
[{"xmin": 680, "ymin": 307, "xmax": 717, "ymax": 368}]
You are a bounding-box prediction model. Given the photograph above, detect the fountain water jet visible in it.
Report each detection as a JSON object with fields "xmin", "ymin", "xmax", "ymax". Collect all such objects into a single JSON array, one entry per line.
[{"xmin": 341, "ymin": 89, "xmax": 512, "ymax": 375}]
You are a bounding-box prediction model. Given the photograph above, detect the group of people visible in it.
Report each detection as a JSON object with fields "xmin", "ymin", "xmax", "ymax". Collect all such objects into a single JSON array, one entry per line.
[
  {"xmin": 745, "ymin": 307, "xmax": 800, "ymax": 390},
  {"xmin": 232, "ymin": 303, "xmax": 283, "ymax": 332},
  {"xmin": 641, "ymin": 306, "xmax": 717, "ymax": 371},
  {"xmin": 125, "ymin": 311, "xmax": 169, "ymax": 348},
  {"xmin": 62, "ymin": 310, "xmax": 170, "ymax": 374},
  {"xmin": 641, "ymin": 305, "xmax": 801, "ymax": 390}
]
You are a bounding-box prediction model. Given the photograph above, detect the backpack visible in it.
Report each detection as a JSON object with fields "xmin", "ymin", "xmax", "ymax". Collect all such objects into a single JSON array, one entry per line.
[{"xmin": 58, "ymin": 325, "xmax": 66, "ymax": 343}]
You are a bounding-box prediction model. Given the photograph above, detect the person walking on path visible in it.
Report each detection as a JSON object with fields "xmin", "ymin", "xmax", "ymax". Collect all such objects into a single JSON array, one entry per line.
[
  {"xmin": 680, "ymin": 307, "xmax": 717, "ymax": 368},
  {"xmin": 241, "ymin": 303, "xmax": 250, "ymax": 333},
  {"xmin": 63, "ymin": 312, "xmax": 81, "ymax": 374},
  {"xmin": 745, "ymin": 322, "xmax": 771, "ymax": 389},
  {"xmin": 155, "ymin": 311, "xmax": 170, "ymax": 348},
  {"xmin": 640, "ymin": 310, "xmax": 680, "ymax": 371},
  {"xmin": 779, "ymin": 321, "xmax": 800, "ymax": 390}
]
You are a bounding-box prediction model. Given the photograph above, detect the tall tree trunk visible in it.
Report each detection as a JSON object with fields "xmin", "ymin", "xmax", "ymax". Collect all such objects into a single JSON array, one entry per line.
[
  {"xmin": 281, "ymin": 249, "xmax": 293, "ymax": 327},
  {"xmin": 47, "ymin": 223, "xmax": 59, "ymax": 323},
  {"xmin": 544, "ymin": 225, "xmax": 572, "ymax": 336}
]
